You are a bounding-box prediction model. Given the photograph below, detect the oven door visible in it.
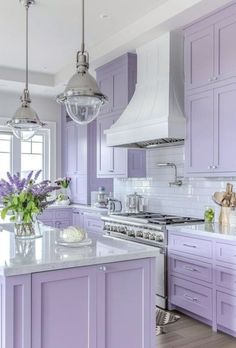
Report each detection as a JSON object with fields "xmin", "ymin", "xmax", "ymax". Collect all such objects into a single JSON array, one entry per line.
[{"xmin": 155, "ymin": 246, "xmax": 167, "ymax": 309}]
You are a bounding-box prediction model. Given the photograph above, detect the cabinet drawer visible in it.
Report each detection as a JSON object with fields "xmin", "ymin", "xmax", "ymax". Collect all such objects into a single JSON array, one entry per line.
[
  {"xmin": 217, "ymin": 291, "xmax": 236, "ymax": 332},
  {"xmin": 216, "ymin": 242, "xmax": 236, "ymax": 264},
  {"xmin": 84, "ymin": 215, "xmax": 103, "ymax": 233},
  {"xmin": 38, "ymin": 210, "xmax": 54, "ymax": 221},
  {"xmin": 169, "ymin": 234, "xmax": 212, "ymax": 259},
  {"xmin": 169, "ymin": 254, "xmax": 212, "ymax": 283},
  {"xmin": 216, "ymin": 266, "xmax": 236, "ymax": 291},
  {"xmin": 170, "ymin": 276, "xmax": 212, "ymax": 320},
  {"xmin": 55, "ymin": 209, "xmax": 72, "ymax": 220}
]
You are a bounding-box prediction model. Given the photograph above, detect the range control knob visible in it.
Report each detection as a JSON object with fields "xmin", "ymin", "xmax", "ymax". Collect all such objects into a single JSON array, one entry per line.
[
  {"xmin": 143, "ymin": 232, "xmax": 150, "ymax": 239},
  {"xmin": 149, "ymin": 233, "xmax": 155, "ymax": 240},
  {"xmin": 155, "ymin": 234, "xmax": 163, "ymax": 242},
  {"xmin": 118, "ymin": 226, "xmax": 125, "ymax": 233},
  {"xmin": 127, "ymin": 230, "xmax": 135, "ymax": 237},
  {"xmin": 136, "ymin": 230, "xmax": 143, "ymax": 238}
]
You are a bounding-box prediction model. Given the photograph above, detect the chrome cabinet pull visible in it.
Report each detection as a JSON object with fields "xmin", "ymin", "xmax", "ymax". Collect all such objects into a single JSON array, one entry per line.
[
  {"xmin": 184, "ymin": 266, "xmax": 198, "ymax": 272},
  {"xmin": 99, "ymin": 265, "xmax": 107, "ymax": 272},
  {"xmin": 183, "ymin": 243, "xmax": 197, "ymax": 248},
  {"xmin": 184, "ymin": 294, "xmax": 199, "ymax": 303}
]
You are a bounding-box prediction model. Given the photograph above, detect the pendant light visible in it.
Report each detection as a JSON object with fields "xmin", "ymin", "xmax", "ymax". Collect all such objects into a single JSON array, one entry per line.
[
  {"xmin": 57, "ymin": 0, "xmax": 108, "ymax": 125},
  {"xmin": 7, "ymin": 0, "xmax": 45, "ymax": 141}
]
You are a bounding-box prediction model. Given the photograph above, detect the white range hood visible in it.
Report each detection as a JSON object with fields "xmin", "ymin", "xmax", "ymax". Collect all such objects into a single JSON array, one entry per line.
[{"xmin": 105, "ymin": 31, "xmax": 185, "ymax": 148}]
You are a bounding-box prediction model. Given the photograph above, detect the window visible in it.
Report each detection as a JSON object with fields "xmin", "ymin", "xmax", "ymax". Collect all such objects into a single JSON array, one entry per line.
[
  {"xmin": 0, "ymin": 133, "xmax": 12, "ymax": 180},
  {"xmin": 21, "ymin": 135, "xmax": 44, "ymax": 181},
  {"xmin": 0, "ymin": 128, "xmax": 50, "ymax": 181}
]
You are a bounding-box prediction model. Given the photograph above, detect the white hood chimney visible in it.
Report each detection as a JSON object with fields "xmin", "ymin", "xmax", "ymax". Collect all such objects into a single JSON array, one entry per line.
[{"xmin": 105, "ymin": 31, "xmax": 185, "ymax": 148}]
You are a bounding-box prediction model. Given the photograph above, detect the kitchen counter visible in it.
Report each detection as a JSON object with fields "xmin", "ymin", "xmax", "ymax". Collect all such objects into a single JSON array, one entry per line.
[
  {"xmin": 170, "ymin": 222, "xmax": 236, "ymax": 241},
  {"xmin": 47, "ymin": 203, "xmax": 109, "ymax": 213},
  {"xmin": 0, "ymin": 227, "xmax": 158, "ymax": 276}
]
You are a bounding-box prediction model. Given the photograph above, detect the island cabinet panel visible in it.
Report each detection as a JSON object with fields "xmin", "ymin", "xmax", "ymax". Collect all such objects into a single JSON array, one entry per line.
[
  {"xmin": 38, "ymin": 208, "xmax": 72, "ymax": 229},
  {"xmin": 32, "ymin": 267, "xmax": 97, "ymax": 348},
  {"xmin": 2, "ymin": 275, "xmax": 31, "ymax": 348},
  {"xmin": 96, "ymin": 259, "xmax": 155, "ymax": 348}
]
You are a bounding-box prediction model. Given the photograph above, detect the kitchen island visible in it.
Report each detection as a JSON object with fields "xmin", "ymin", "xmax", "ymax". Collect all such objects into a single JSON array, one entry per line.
[{"xmin": 0, "ymin": 227, "xmax": 157, "ymax": 348}]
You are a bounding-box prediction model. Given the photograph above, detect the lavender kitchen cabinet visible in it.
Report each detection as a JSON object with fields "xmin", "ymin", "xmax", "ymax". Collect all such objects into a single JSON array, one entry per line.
[
  {"xmin": 185, "ymin": 2, "xmax": 236, "ymax": 91},
  {"xmin": 96, "ymin": 53, "xmax": 146, "ymax": 178},
  {"xmin": 38, "ymin": 208, "xmax": 72, "ymax": 229},
  {"xmin": 185, "ymin": 3, "xmax": 236, "ymax": 176},
  {"xmin": 185, "ymin": 91, "xmax": 214, "ymax": 174},
  {"xmin": 185, "ymin": 27, "xmax": 214, "ymax": 90},
  {"xmin": 31, "ymin": 259, "xmax": 154, "ymax": 348},
  {"xmin": 96, "ymin": 259, "xmax": 155, "ymax": 348}
]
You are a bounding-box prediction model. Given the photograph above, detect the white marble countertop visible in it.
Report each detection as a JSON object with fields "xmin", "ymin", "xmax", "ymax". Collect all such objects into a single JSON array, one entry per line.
[
  {"xmin": 44, "ymin": 203, "xmax": 108, "ymax": 214},
  {"xmin": 170, "ymin": 223, "xmax": 236, "ymax": 241},
  {"xmin": 0, "ymin": 227, "xmax": 158, "ymax": 277}
]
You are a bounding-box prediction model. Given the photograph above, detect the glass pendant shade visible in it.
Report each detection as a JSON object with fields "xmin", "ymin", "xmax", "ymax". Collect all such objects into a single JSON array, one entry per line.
[
  {"xmin": 7, "ymin": 90, "xmax": 44, "ymax": 140},
  {"xmin": 56, "ymin": 0, "xmax": 108, "ymax": 124},
  {"xmin": 7, "ymin": 1, "xmax": 44, "ymax": 139},
  {"xmin": 57, "ymin": 68, "xmax": 107, "ymax": 124}
]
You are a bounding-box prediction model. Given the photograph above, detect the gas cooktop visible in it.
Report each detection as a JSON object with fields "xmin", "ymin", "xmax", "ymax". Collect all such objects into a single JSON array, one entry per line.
[{"xmin": 110, "ymin": 212, "xmax": 204, "ymax": 225}]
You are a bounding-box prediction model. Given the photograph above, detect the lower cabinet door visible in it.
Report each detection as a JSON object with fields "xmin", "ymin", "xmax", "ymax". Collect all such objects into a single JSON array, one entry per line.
[
  {"xmin": 32, "ymin": 267, "xmax": 97, "ymax": 348},
  {"xmin": 96, "ymin": 259, "xmax": 154, "ymax": 348},
  {"xmin": 217, "ymin": 291, "xmax": 236, "ymax": 332},
  {"xmin": 170, "ymin": 276, "xmax": 212, "ymax": 320}
]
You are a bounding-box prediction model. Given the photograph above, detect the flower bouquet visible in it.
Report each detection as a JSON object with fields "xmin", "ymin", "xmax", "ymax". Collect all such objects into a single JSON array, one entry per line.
[
  {"xmin": 55, "ymin": 177, "xmax": 71, "ymax": 205},
  {"xmin": 0, "ymin": 171, "xmax": 59, "ymax": 238}
]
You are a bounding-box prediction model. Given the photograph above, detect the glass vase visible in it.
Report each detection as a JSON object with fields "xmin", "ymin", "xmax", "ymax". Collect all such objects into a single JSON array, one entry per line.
[{"xmin": 14, "ymin": 214, "xmax": 42, "ymax": 239}]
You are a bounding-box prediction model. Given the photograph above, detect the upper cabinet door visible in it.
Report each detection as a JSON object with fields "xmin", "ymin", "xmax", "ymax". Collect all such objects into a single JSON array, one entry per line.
[
  {"xmin": 185, "ymin": 91, "xmax": 214, "ymax": 174},
  {"xmin": 97, "ymin": 73, "xmax": 113, "ymax": 116},
  {"xmin": 112, "ymin": 68, "xmax": 127, "ymax": 113},
  {"xmin": 215, "ymin": 16, "xmax": 236, "ymax": 82},
  {"xmin": 65, "ymin": 123, "xmax": 77, "ymax": 175},
  {"xmin": 76, "ymin": 124, "xmax": 88, "ymax": 175},
  {"xmin": 97, "ymin": 116, "xmax": 115, "ymax": 176},
  {"xmin": 185, "ymin": 27, "xmax": 214, "ymax": 90},
  {"xmin": 213, "ymin": 83, "xmax": 236, "ymax": 173}
]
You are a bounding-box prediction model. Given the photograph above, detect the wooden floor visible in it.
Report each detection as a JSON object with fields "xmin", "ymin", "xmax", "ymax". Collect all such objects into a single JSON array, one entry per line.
[{"xmin": 156, "ymin": 312, "xmax": 236, "ymax": 348}]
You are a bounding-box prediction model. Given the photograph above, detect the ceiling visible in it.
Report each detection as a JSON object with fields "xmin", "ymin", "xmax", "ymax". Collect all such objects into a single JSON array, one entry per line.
[
  {"xmin": 0, "ymin": 0, "xmax": 233, "ymax": 96},
  {"xmin": 0, "ymin": 0, "xmax": 167, "ymax": 74}
]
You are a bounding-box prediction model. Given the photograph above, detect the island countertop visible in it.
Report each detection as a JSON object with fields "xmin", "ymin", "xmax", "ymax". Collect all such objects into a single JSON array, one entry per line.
[{"xmin": 0, "ymin": 227, "xmax": 158, "ymax": 277}]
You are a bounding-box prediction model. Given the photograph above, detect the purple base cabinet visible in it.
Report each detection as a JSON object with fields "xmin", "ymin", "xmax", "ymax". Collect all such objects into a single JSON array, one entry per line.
[
  {"xmin": 0, "ymin": 258, "xmax": 155, "ymax": 348},
  {"xmin": 168, "ymin": 230, "xmax": 236, "ymax": 338}
]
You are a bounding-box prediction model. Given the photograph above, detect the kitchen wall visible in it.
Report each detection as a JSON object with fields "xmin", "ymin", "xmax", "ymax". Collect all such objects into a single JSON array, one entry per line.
[
  {"xmin": 114, "ymin": 145, "xmax": 235, "ymax": 220},
  {"xmin": 0, "ymin": 90, "xmax": 61, "ymax": 179}
]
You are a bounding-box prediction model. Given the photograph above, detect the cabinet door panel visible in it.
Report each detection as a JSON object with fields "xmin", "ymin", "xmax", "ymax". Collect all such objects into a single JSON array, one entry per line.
[
  {"xmin": 214, "ymin": 83, "xmax": 236, "ymax": 172},
  {"xmin": 112, "ymin": 69, "xmax": 127, "ymax": 113},
  {"xmin": 185, "ymin": 27, "xmax": 214, "ymax": 89},
  {"xmin": 217, "ymin": 291, "xmax": 236, "ymax": 332},
  {"xmin": 32, "ymin": 267, "xmax": 97, "ymax": 348},
  {"xmin": 65, "ymin": 124, "xmax": 76, "ymax": 174},
  {"xmin": 97, "ymin": 117, "xmax": 114, "ymax": 176},
  {"xmin": 97, "ymin": 74, "xmax": 113, "ymax": 115},
  {"xmin": 76, "ymin": 124, "xmax": 87, "ymax": 175},
  {"xmin": 97, "ymin": 259, "xmax": 154, "ymax": 348},
  {"xmin": 215, "ymin": 16, "xmax": 236, "ymax": 81},
  {"xmin": 185, "ymin": 91, "xmax": 214, "ymax": 173}
]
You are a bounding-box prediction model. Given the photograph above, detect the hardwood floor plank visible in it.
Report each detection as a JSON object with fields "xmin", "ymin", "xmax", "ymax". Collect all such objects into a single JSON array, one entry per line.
[{"xmin": 156, "ymin": 312, "xmax": 236, "ymax": 348}]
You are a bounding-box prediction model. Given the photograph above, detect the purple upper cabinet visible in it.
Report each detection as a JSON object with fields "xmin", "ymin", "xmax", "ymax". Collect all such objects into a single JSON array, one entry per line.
[
  {"xmin": 213, "ymin": 83, "xmax": 236, "ymax": 173},
  {"xmin": 96, "ymin": 53, "xmax": 146, "ymax": 179},
  {"xmin": 215, "ymin": 15, "xmax": 236, "ymax": 82},
  {"xmin": 185, "ymin": 27, "xmax": 214, "ymax": 90},
  {"xmin": 185, "ymin": 91, "xmax": 214, "ymax": 174}
]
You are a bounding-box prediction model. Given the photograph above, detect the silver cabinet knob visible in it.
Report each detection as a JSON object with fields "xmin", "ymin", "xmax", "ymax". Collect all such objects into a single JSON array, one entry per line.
[
  {"xmin": 208, "ymin": 165, "xmax": 212, "ymax": 169},
  {"xmin": 212, "ymin": 165, "xmax": 217, "ymax": 169}
]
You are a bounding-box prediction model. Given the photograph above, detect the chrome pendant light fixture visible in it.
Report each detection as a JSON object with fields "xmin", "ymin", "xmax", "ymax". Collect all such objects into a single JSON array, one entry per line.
[
  {"xmin": 7, "ymin": 0, "xmax": 45, "ymax": 141},
  {"xmin": 57, "ymin": 0, "xmax": 108, "ymax": 125}
]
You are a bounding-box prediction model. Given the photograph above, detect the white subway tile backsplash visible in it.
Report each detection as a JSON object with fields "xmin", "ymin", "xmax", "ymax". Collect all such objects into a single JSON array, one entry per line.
[{"xmin": 114, "ymin": 145, "xmax": 235, "ymax": 220}]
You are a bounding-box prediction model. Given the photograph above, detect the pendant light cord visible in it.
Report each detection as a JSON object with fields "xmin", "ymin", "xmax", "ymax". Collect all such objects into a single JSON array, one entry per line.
[
  {"xmin": 81, "ymin": 0, "xmax": 85, "ymax": 53},
  {"xmin": 25, "ymin": 4, "xmax": 29, "ymax": 92}
]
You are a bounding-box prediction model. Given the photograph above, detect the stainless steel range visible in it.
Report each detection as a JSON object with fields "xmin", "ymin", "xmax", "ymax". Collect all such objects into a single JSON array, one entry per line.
[{"xmin": 102, "ymin": 212, "xmax": 204, "ymax": 309}]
